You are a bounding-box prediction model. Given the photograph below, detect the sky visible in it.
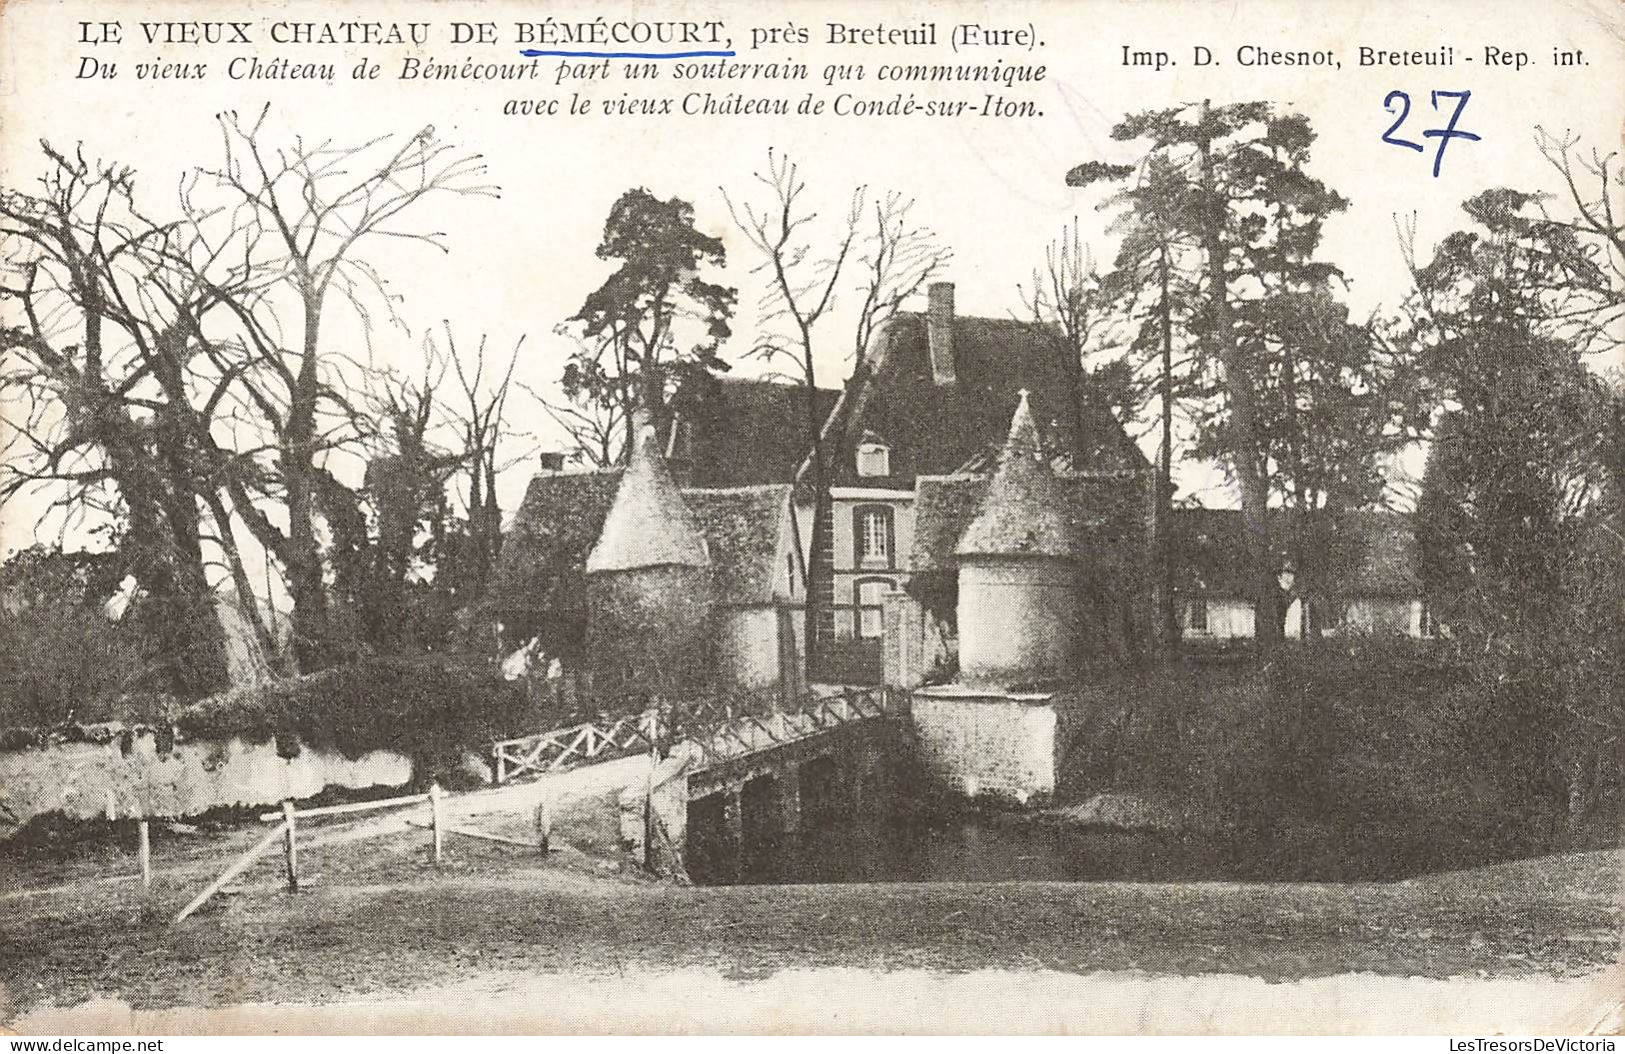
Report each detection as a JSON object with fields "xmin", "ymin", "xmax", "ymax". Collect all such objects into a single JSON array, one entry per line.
[{"xmin": 2, "ymin": 0, "xmax": 1622, "ymax": 580}]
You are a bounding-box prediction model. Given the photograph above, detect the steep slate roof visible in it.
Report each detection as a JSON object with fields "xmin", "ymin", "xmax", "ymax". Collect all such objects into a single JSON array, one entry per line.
[
  {"xmin": 912, "ymin": 472, "xmax": 1147, "ymax": 573},
  {"xmin": 956, "ymin": 393, "xmax": 1080, "ymax": 559},
  {"xmin": 488, "ymin": 468, "xmax": 623, "ymax": 620},
  {"xmin": 827, "ymin": 312, "xmax": 1148, "ymax": 488},
  {"xmin": 664, "ymin": 311, "xmax": 1146, "ymax": 490},
  {"xmin": 1169, "ymin": 507, "xmax": 1422, "ymax": 599},
  {"xmin": 666, "ymin": 375, "xmax": 840, "ymax": 487},
  {"xmin": 586, "ymin": 428, "xmax": 709, "ymax": 573},
  {"xmin": 492, "ymin": 469, "xmax": 790, "ymax": 619},
  {"xmin": 684, "ymin": 485, "xmax": 792, "ymax": 606}
]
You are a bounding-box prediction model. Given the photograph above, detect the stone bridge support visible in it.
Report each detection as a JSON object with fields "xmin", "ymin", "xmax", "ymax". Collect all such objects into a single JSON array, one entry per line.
[{"xmin": 676, "ymin": 723, "xmax": 902, "ymax": 884}]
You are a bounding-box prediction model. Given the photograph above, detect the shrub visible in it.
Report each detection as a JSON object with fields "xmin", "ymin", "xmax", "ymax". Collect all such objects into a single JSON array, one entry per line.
[
  {"xmin": 1058, "ymin": 636, "xmax": 1550, "ymax": 860},
  {"xmin": 0, "ymin": 605, "xmax": 156, "ymax": 731},
  {"xmin": 174, "ymin": 658, "xmax": 537, "ymax": 783}
]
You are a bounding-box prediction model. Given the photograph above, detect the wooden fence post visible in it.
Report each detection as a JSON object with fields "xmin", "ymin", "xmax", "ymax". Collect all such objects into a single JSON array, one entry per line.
[
  {"xmin": 281, "ymin": 800, "xmax": 299, "ymax": 892},
  {"xmin": 534, "ymin": 780, "xmax": 552, "ymax": 853},
  {"xmin": 137, "ymin": 818, "xmax": 151, "ymax": 892},
  {"xmin": 429, "ymin": 782, "xmax": 444, "ymax": 864}
]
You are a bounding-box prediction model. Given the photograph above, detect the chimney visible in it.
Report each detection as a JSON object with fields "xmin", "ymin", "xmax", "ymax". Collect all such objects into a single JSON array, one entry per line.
[
  {"xmin": 537, "ymin": 451, "xmax": 566, "ymax": 472},
  {"xmin": 926, "ymin": 281, "xmax": 957, "ymax": 386}
]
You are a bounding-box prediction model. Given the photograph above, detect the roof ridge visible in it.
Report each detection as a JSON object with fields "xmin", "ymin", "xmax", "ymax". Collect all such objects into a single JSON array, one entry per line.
[
  {"xmin": 916, "ymin": 472, "xmax": 988, "ymax": 483},
  {"xmin": 713, "ymin": 373, "xmax": 839, "ymax": 393},
  {"xmin": 682, "ymin": 483, "xmax": 791, "ymax": 496},
  {"xmin": 891, "ymin": 309, "xmax": 1049, "ymax": 328}
]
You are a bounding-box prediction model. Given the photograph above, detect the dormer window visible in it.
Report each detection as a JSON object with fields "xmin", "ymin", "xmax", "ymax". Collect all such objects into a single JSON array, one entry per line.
[{"xmin": 855, "ymin": 432, "xmax": 891, "ymax": 478}]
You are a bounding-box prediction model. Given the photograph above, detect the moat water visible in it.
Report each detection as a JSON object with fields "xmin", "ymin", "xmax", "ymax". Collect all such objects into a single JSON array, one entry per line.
[{"xmin": 686, "ymin": 810, "xmax": 1516, "ymax": 887}]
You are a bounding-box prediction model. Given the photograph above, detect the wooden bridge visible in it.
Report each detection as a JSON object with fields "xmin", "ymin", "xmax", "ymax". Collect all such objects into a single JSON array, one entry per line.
[
  {"xmin": 491, "ymin": 687, "xmax": 904, "ymax": 882},
  {"xmin": 491, "ymin": 688, "xmax": 898, "ymax": 786}
]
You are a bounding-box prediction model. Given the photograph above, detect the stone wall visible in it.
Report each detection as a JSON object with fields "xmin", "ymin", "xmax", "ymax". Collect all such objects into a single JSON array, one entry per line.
[
  {"xmin": 0, "ymin": 729, "xmax": 412, "ymax": 838},
  {"xmin": 617, "ymin": 744, "xmax": 693, "ymax": 876},
  {"xmin": 1344, "ymin": 597, "xmax": 1417, "ymax": 636},
  {"xmin": 909, "ymin": 687, "xmax": 1069, "ymax": 804},
  {"xmin": 882, "ymin": 590, "xmax": 952, "ymax": 689}
]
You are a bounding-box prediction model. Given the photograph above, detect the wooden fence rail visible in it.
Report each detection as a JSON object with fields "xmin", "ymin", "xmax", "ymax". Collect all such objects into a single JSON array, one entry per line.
[
  {"xmin": 173, "ymin": 688, "xmax": 895, "ymax": 925},
  {"xmin": 173, "ymin": 820, "xmax": 290, "ymax": 925},
  {"xmin": 174, "ymin": 784, "xmax": 444, "ymax": 926}
]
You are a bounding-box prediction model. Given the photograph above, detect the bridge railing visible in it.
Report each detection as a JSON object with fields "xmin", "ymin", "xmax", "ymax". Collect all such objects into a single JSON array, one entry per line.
[
  {"xmin": 685, "ymin": 687, "xmax": 893, "ymax": 772},
  {"xmin": 492, "ymin": 687, "xmax": 895, "ymax": 785},
  {"xmin": 493, "ymin": 709, "xmax": 659, "ymax": 784}
]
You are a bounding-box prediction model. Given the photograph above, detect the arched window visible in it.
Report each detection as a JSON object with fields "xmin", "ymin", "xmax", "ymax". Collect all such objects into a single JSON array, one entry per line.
[
  {"xmin": 855, "ymin": 432, "xmax": 891, "ymax": 478},
  {"xmin": 853, "ymin": 505, "xmax": 895, "ymax": 570}
]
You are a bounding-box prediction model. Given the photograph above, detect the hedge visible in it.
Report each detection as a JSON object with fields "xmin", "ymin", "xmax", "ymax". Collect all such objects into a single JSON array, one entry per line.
[{"xmin": 172, "ymin": 658, "xmax": 536, "ymax": 780}]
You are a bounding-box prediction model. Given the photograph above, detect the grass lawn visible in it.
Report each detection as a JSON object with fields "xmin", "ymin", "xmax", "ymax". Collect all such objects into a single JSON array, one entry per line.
[{"xmin": 2, "ymin": 800, "xmax": 1619, "ymax": 1030}]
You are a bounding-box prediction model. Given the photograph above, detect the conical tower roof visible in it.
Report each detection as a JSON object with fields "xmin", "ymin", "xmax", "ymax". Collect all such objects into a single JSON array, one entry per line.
[
  {"xmin": 955, "ymin": 391, "xmax": 1078, "ymax": 560},
  {"xmin": 586, "ymin": 426, "xmax": 710, "ymax": 573}
]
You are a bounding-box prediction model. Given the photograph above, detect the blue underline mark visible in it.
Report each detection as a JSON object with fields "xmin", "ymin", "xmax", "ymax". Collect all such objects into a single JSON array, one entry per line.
[{"xmin": 519, "ymin": 49, "xmax": 736, "ymax": 59}]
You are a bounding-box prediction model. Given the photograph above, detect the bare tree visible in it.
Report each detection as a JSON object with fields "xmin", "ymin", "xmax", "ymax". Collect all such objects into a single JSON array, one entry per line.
[
  {"xmin": 723, "ymin": 149, "xmax": 950, "ymax": 673},
  {"xmin": 532, "ymin": 327, "xmax": 632, "ymax": 468},
  {"xmin": 0, "ymin": 144, "xmax": 257, "ymax": 694},
  {"xmin": 1015, "ymin": 218, "xmax": 1119, "ymax": 457},
  {"xmin": 186, "ymin": 105, "xmax": 497, "ymax": 670},
  {"xmin": 442, "ymin": 324, "xmax": 521, "ymax": 600},
  {"xmin": 1534, "ymin": 127, "xmax": 1625, "ymax": 354}
]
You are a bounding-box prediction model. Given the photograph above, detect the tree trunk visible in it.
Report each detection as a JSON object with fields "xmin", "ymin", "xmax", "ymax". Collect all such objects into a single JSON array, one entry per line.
[
  {"xmin": 154, "ymin": 411, "xmax": 228, "ymax": 696},
  {"xmin": 1157, "ymin": 247, "xmax": 1179, "ymax": 659},
  {"xmin": 201, "ymin": 487, "xmax": 278, "ymax": 663},
  {"xmin": 284, "ymin": 291, "xmax": 328, "ymax": 673},
  {"xmin": 76, "ymin": 290, "xmax": 227, "ymax": 696},
  {"xmin": 1196, "ymin": 100, "xmax": 1280, "ymax": 651},
  {"xmin": 1565, "ymin": 753, "xmax": 1592, "ymax": 848},
  {"xmin": 801, "ymin": 349, "xmax": 830, "ymax": 684},
  {"xmin": 638, "ymin": 360, "xmax": 667, "ymax": 440}
]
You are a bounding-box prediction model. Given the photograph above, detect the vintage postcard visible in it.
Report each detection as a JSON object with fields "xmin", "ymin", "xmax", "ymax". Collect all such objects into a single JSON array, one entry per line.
[{"xmin": 0, "ymin": 0, "xmax": 1621, "ymax": 1037}]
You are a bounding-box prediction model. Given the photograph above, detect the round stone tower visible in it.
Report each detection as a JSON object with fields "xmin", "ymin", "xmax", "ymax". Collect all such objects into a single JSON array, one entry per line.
[
  {"xmin": 585, "ymin": 425, "xmax": 713, "ymax": 693},
  {"xmin": 953, "ymin": 391, "xmax": 1081, "ymax": 688}
]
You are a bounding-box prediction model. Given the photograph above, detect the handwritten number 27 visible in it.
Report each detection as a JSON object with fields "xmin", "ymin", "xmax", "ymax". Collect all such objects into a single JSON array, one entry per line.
[{"xmin": 1383, "ymin": 89, "xmax": 1481, "ymax": 177}]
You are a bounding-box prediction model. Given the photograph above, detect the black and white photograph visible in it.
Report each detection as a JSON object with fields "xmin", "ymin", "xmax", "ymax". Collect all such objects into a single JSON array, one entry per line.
[{"xmin": 0, "ymin": 0, "xmax": 1620, "ymax": 1037}]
